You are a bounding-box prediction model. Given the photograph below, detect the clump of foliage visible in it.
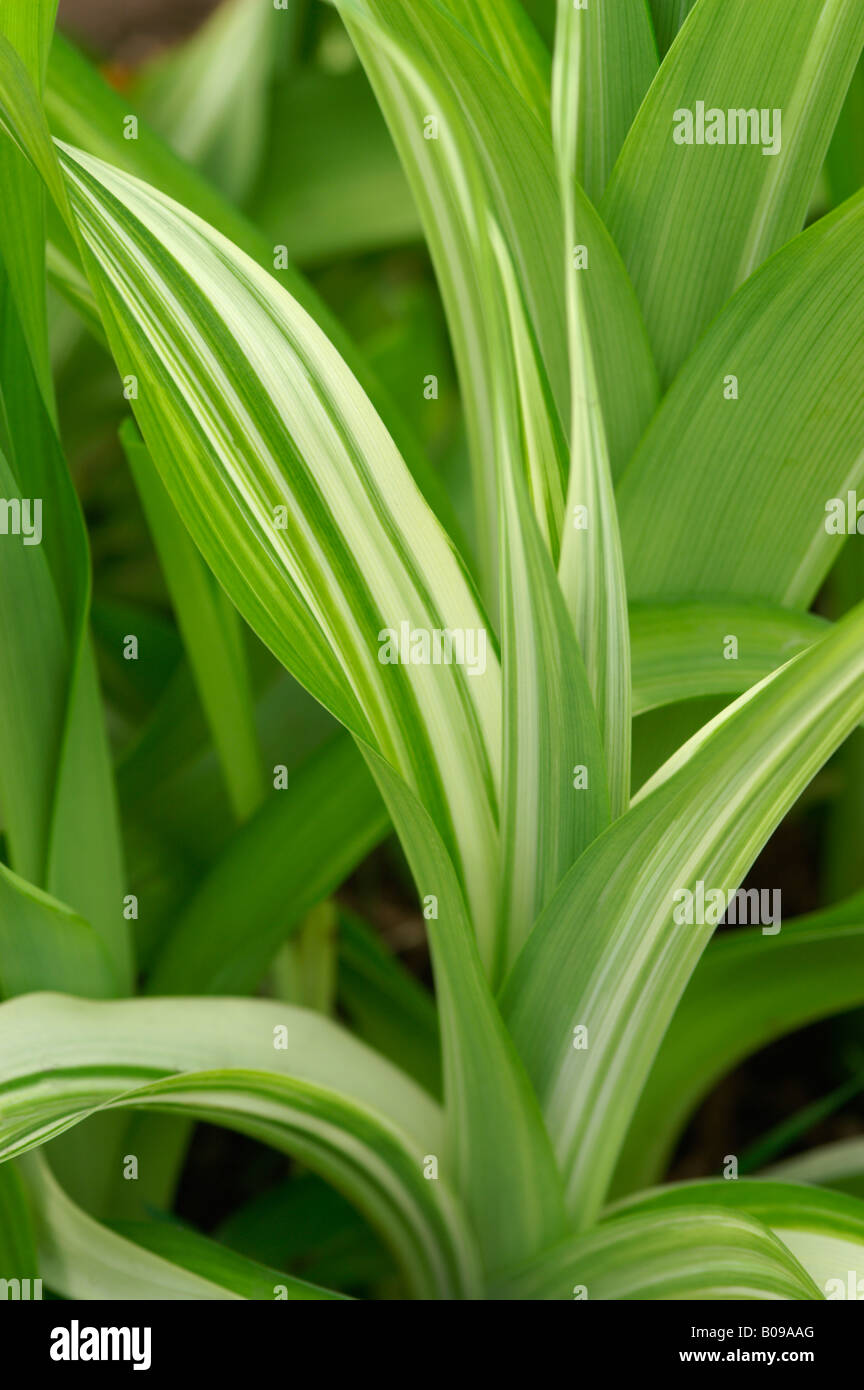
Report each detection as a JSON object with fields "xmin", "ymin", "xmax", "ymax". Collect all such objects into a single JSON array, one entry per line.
[{"xmin": 1, "ymin": 0, "xmax": 864, "ymax": 1301}]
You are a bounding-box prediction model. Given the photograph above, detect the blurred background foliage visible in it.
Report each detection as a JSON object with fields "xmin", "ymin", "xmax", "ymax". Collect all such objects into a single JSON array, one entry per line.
[{"xmin": 44, "ymin": 0, "xmax": 864, "ymax": 1293}]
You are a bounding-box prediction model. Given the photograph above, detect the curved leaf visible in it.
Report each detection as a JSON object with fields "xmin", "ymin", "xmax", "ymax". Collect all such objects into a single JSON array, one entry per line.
[
  {"xmin": 613, "ymin": 907, "xmax": 864, "ymax": 1197},
  {"xmin": 494, "ymin": 1204, "xmax": 820, "ymax": 1300},
  {"xmin": 0, "ymin": 995, "xmax": 477, "ymax": 1299},
  {"xmin": 612, "ymin": 1180, "xmax": 864, "ymax": 1299},
  {"xmin": 502, "ymin": 600, "xmax": 864, "ymax": 1227},
  {"xmin": 630, "ymin": 602, "xmax": 827, "ymax": 714}
]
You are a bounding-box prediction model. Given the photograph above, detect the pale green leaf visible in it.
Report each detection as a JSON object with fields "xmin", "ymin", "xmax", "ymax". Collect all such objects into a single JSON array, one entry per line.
[
  {"xmin": 612, "ymin": 1180, "xmax": 864, "ymax": 1299},
  {"xmin": 553, "ymin": 0, "xmax": 633, "ymax": 817},
  {"xmin": 494, "ymin": 1204, "xmax": 820, "ymax": 1300},
  {"xmin": 366, "ymin": 750, "xmax": 568, "ymax": 1273},
  {"xmin": 0, "ymin": 994, "xmax": 477, "ymax": 1299}
]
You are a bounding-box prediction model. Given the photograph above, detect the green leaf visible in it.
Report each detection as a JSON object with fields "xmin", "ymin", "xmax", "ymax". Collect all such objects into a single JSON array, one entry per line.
[
  {"xmin": 37, "ymin": 134, "xmax": 503, "ymax": 962},
  {"xmin": 217, "ymin": 1171, "xmax": 391, "ymax": 1290},
  {"xmin": 630, "ymin": 602, "xmax": 827, "ymax": 715},
  {"xmin": 603, "ymin": 0, "xmax": 864, "ymax": 385},
  {"xmin": 0, "ymin": 994, "xmax": 478, "ymax": 1299},
  {"xmin": 120, "ymin": 420, "xmax": 264, "ymax": 822},
  {"xmin": 367, "ymin": 751, "xmax": 568, "ymax": 1272},
  {"xmin": 111, "ymin": 1219, "xmax": 348, "ymax": 1301},
  {"xmin": 619, "ymin": 192, "xmax": 864, "ymax": 608},
  {"xmin": 0, "ymin": 38, "xmax": 130, "ymax": 995},
  {"xmin": 247, "ymin": 66, "xmax": 421, "ymax": 263},
  {"xmin": 612, "ymin": 902, "xmax": 864, "ymax": 1197},
  {"xmin": 824, "ymin": 52, "xmax": 864, "ymax": 205},
  {"xmin": 611, "ymin": 1180, "xmax": 864, "ymax": 1299},
  {"xmin": 0, "ymin": 863, "xmax": 117, "ymax": 1000},
  {"xmin": 552, "ymin": 0, "xmax": 633, "ymax": 818},
  {"xmin": 0, "ymin": 1161, "xmax": 38, "ymax": 1285},
  {"xmin": 502, "ymin": 600, "xmax": 864, "ymax": 1227},
  {"xmin": 339, "ymin": 0, "xmax": 657, "ymax": 590},
  {"xmin": 553, "ymin": 0, "xmax": 657, "ymax": 203},
  {"xmin": 20, "ymin": 1154, "xmax": 249, "ymax": 1299},
  {"xmin": 0, "ymin": 0, "xmax": 57, "ymax": 416},
  {"xmin": 493, "ymin": 1204, "xmax": 820, "ymax": 1300},
  {"xmin": 442, "ymin": 0, "xmax": 551, "ymax": 123},
  {"xmin": 44, "ymin": 33, "xmax": 458, "ymax": 541},
  {"xmin": 494, "ymin": 221, "xmax": 610, "ymax": 974},
  {"xmin": 147, "ymin": 736, "xmax": 388, "ymax": 996}
]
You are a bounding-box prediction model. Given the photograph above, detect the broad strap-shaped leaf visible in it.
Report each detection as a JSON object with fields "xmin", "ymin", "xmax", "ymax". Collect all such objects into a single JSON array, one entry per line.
[
  {"xmin": 553, "ymin": 0, "xmax": 633, "ymax": 818},
  {"xmin": 494, "ymin": 221, "xmax": 610, "ymax": 975},
  {"xmin": 443, "ymin": 0, "xmax": 551, "ymax": 123},
  {"xmin": 493, "ymin": 1204, "xmax": 820, "ymax": 1300},
  {"xmin": 631, "ymin": 602, "xmax": 827, "ymax": 715},
  {"xmin": 18, "ymin": 1154, "xmax": 260, "ymax": 1300},
  {"xmin": 612, "ymin": 899, "xmax": 864, "ymax": 1197},
  {"xmin": 111, "ymin": 1220, "xmax": 347, "ymax": 1301},
  {"xmin": 367, "ymin": 751, "xmax": 568, "ymax": 1274},
  {"xmin": 618, "ymin": 192, "xmax": 864, "ymax": 608},
  {"xmin": 0, "ymin": 863, "xmax": 117, "ymax": 1000},
  {"xmin": 0, "ymin": 37, "xmax": 130, "ymax": 994},
  {"xmin": 611, "ymin": 1180, "xmax": 864, "ymax": 1300},
  {"xmin": 43, "ymin": 33, "xmax": 458, "ymax": 541},
  {"xmin": 603, "ymin": 0, "xmax": 864, "ymax": 386},
  {"xmin": 501, "ymin": 599, "xmax": 864, "ymax": 1227},
  {"xmin": 147, "ymin": 735, "xmax": 388, "ymax": 996},
  {"xmin": 553, "ymin": 0, "xmax": 657, "ymax": 203},
  {"xmin": 0, "ymin": 994, "xmax": 478, "ymax": 1299},
  {"xmin": 339, "ymin": 0, "xmax": 657, "ymax": 589},
  {"xmin": 40, "ymin": 134, "xmax": 503, "ymax": 959},
  {"xmin": 121, "ymin": 421, "xmax": 264, "ymax": 822}
]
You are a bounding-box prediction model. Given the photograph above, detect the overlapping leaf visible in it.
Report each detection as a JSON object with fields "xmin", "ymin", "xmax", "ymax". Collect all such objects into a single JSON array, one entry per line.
[
  {"xmin": 618, "ymin": 192, "xmax": 864, "ymax": 607},
  {"xmin": 502, "ymin": 601, "xmax": 864, "ymax": 1227},
  {"xmin": 604, "ymin": 0, "xmax": 864, "ymax": 386},
  {"xmin": 494, "ymin": 1204, "xmax": 819, "ymax": 1300},
  {"xmin": 0, "ymin": 994, "xmax": 476, "ymax": 1299}
]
